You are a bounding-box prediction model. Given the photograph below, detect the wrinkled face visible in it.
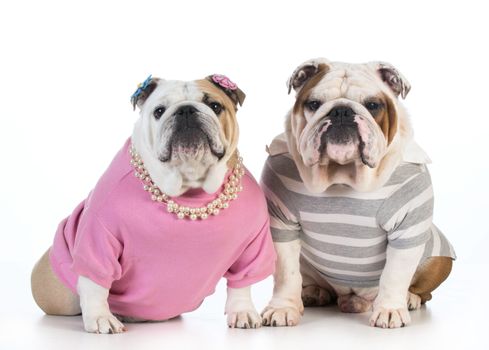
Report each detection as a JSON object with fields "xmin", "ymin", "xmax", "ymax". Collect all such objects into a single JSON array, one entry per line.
[
  {"xmin": 290, "ymin": 60, "xmax": 409, "ymax": 170},
  {"xmin": 139, "ymin": 79, "xmax": 238, "ymax": 168},
  {"xmin": 131, "ymin": 76, "xmax": 245, "ymax": 196}
]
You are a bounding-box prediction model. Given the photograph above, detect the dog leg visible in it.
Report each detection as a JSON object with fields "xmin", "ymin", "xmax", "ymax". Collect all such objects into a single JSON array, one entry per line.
[
  {"xmin": 370, "ymin": 245, "xmax": 424, "ymax": 328},
  {"xmin": 261, "ymin": 241, "xmax": 304, "ymax": 327},
  {"xmin": 31, "ymin": 248, "xmax": 81, "ymax": 316},
  {"xmin": 409, "ymin": 256, "xmax": 452, "ymax": 305},
  {"xmin": 77, "ymin": 276, "xmax": 126, "ymax": 334},
  {"xmin": 225, "ymin": 286, "xmax": 261, "ymax": 329}
]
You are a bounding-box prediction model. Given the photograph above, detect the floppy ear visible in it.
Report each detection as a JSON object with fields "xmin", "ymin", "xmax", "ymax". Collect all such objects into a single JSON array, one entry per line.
[
  {"xmin": 376, "ymin": 62, "xmax": 411, "ymax": 99},
  {"xmin": 206, "ymin": 74, "xmax": 246, "ymax": 108},
  {"xmin": 131, "ymin": 75, "xmax": 160, "ymax": 110},
  {"xmin": 287, "ymin": 58, "xmax": 331, "ymax": 94}
]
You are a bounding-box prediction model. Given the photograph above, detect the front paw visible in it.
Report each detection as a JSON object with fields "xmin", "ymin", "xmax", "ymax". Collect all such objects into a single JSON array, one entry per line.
[
  {"xmin": 261, "ymin": 305, "xmax": 302, "ymax": 327},
  {"xmin": 369, "ymin": 306, "xmax": 411, "ymax": 329},
  {"xmin": 83, "ymin": 312, "xmax": 126, "ymax": 334},
  {"xmin": 227, "ymin": 310, "xmax": 262, "ymax": 329}
]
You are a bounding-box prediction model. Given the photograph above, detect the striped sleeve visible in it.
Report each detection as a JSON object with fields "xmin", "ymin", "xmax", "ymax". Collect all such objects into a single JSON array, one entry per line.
[
  {"xmin": 260, "ymin": 155, "xmax": 301, "ymax": 242},
  {"xmin": 377, "ymin": 166, "xmax": 433, "ymax": 249}
]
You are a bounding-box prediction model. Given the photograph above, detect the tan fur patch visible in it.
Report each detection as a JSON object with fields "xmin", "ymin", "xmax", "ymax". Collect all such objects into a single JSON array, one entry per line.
[
  {"xmin": 195, "ymin": 79, "xmax": 239, "ymax": 168},
  {"xmin": 292, "ymin": 63, "xmax": 329, "ymax": 117},
  {"xmin": 371, "ymin": 93, "xmax": 398, "ymax": 145},
  {"xmin": 409, "ymin": 256, "xmax": 453, "ymax": 303}
]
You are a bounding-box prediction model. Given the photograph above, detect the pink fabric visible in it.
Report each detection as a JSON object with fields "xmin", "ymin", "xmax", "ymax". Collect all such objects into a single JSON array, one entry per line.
[
  {"xmin": 49, "ymin": 139, "xmax": 276, "ymax": 320},
  {"xmin": 211, "ymin": 74, "xmax": 238, "ymax": 90}
]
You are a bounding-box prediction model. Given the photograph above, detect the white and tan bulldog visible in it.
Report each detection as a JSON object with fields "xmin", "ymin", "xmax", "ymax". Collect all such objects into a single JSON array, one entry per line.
[
  {"xmin": 261, "ymin": 58, "xmax": 455, "ymax": 328},
  {"xmin": 31, "ymin": 74, "xmax": 276, "ymax": 333}
]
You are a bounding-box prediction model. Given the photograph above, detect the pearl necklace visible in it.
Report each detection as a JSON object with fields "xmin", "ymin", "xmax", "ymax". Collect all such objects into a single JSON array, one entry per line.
[{"xmin": 129, "ymin": 145, "xmax": 245, "ymax": 220}]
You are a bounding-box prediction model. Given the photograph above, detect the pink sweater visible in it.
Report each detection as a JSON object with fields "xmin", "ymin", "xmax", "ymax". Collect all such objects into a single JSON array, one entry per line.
[{"xmin": 49, "ymin": 139, "xmax": 276, "ymax": 320}]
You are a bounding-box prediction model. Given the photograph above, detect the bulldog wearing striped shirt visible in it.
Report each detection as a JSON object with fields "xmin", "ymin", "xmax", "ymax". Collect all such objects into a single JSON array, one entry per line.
[{"xmin": 260, "ymin": 58, "xmax": 455, "ymax": 328}]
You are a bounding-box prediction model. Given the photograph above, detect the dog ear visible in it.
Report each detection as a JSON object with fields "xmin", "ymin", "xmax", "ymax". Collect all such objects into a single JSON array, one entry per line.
[
  {"xmin": 376, "ymin": 62, "xmax": 411, "ymax": 99},
  {"xmin": 206, "ymin": 74, "xmax": 246, "ymax": 108},
  {"xmin": 287, "ymin": 58, "xmax": 331, "ymax": 94},
  {"xmin": 131, "ymin": 75, "xmax": 160, "ymax": 110}
]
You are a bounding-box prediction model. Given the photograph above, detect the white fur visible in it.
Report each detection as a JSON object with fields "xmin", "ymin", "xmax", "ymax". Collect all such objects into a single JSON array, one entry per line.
[
  {"xmin": 261, "ymin": 241, "xmax": 304, "ymax": 326},
  {"xmin": 225, "ymin": 287, "xmax": 262, "ymax": 328},
  {"xmin": 77, "ymin": 276, "xmax": 126, "ymax": 334},
  {"xmin": 132, "ymin": 80, "xmax": 231, "ymax": 196},
  {"xmin": 369, "ymin": 245, "xmax": 424, "ymax": 328}
]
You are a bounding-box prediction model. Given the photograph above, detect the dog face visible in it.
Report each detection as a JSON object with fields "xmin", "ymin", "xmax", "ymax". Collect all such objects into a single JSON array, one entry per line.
[
  {"xmin": 285, "ymin": 58, "xmax": 412, "ymax": 192},
  {"xmin": 131, "ymin": 75, "xmax": 245, "ymax": 196}
]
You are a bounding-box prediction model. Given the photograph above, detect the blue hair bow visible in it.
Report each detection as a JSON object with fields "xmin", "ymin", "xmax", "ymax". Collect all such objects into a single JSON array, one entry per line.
[{"xmin": 131, "ymin": 75, "xmax": 153, "ymax": 108}]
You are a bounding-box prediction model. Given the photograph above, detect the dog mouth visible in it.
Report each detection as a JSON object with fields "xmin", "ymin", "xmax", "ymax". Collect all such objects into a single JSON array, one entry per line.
[
  {"xmin": 303, "ymin": 115, "xmax": 377, "ymax": 168},
  {"xmin": 158, "ymin": 127, "xmax": 224, "ymax": 162},
  {"xmin": 318, "ymin": 124, "xmax": 363, "ymax": 165}
]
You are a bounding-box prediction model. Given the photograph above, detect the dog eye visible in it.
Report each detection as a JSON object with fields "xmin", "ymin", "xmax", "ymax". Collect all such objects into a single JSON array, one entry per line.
[
  {"xmin": 365, "ymin": 101, "xmax": 381, "ymax": 111},
  {"xmin": 209, "ymin": 102, "xmax": 222, "ymax": 115},
  {"xmin": 153, "ymin": 106, "xmax": 166, "ymax": 120},
  {"xmin": 305, "ymin": 100, "xmax": 321, "ymax": 111}
]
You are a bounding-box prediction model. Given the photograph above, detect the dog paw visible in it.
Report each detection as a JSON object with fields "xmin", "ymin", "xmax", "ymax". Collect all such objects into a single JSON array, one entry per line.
[
  {"xmin": 83, "ymin": 313, "xmax": 126, "ymax": 334},
  {"xmin": 302, "ymin": 285, "xmax": 334, "ymax": 307},
  {"xmin": 407, "ymin": 292, "xmax": 422, "ymax": 311},
  {"xmin": 261, "ymin": 306, "xmax": 302, "ymax": 327},
  {"xmin": 227, "ymin": 310, "xmax": 262, "ymax": 329},
  {"xmin": 369, "ymin": 306, "xmax": 411, "ymax": 329}
]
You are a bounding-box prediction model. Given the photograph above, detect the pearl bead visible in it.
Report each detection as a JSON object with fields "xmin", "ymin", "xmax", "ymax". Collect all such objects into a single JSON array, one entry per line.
[{"xmin": 130, "ymin": 144, "xmax": 243, "ymax": 220}]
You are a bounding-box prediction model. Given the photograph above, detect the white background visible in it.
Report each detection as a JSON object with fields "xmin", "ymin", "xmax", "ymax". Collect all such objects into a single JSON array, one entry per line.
[{"xmin": 0, "ymin": 0, "xmax": 488, "ymax": 349}]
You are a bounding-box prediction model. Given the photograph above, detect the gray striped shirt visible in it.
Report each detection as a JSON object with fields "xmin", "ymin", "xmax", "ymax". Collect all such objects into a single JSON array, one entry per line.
[{"xmin": 261, "ymin": 151, "xmax": 456, "ymax": 288}]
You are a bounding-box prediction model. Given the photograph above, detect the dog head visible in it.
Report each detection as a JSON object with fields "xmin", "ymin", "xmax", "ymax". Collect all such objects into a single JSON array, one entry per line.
[
  {"xmin": 131, "ymin": 74, "xmax": 245, "ymax": 196},
  {"xmin": 285, "ymin": 58, "xmax": 412, "ymax": 192}
]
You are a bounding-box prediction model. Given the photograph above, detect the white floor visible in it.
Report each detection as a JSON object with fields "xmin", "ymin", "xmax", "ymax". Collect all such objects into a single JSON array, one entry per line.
[{"xmin": 1, "ymin": 261, "xmax": 487, "ymax": 350}]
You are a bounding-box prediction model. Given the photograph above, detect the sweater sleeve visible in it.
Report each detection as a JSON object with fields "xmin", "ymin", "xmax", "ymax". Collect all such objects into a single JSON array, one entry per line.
[
  {"xmin": 71, "ymin": 209, "xmax": 123, "ymax": 289},
  {"xmin": 224, "ymin": 217, "xmax": 276, "ymax": 288},
  {"xmin": 260, "ymin": 155, "xmax": 302, "ymax": 242},
  {"xmin": 377, "ymin": 166, "xmax": 433, "ymax": 249}
]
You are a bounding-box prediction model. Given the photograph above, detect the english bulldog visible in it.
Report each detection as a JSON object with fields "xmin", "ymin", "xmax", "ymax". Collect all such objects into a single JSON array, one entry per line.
[
  {"xmin": 31, "ymin": 74, "xmax": 276, "ymax": 333},
  {"xmin": 260, "ymin": 58, "xmax": 455, "ymax": 328}
]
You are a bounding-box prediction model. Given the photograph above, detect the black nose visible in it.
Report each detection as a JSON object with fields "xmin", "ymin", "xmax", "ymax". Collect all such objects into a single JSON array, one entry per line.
[
  {"xmin": 327, "ymin": 105, "xmax": 355, "ymax": 125},
  {"xmin": 175, "ymin": 105, "xmax": 199, "ymax": 128},
  {"xmin": 175, "ymin": 105, "xmax": 198, "ymax": 117}
]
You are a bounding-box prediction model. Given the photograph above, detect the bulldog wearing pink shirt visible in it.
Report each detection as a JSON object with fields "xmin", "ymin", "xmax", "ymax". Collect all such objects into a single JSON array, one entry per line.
[{"xmin": 31, "ymin": 74, "xmax": 276, "ymax": 333}]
